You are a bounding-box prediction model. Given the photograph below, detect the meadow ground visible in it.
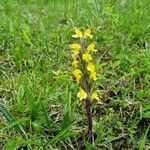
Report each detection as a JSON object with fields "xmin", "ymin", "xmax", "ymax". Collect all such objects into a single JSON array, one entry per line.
[{"xmin": 0, "ymin": 0, "xmax": 150, "ymax": 149}]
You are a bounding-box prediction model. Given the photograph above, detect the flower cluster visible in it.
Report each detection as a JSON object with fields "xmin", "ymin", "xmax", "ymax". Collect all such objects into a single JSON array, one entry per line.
[{"xmin": 70, "ymin": 28, "xmax": 99, "ymax": 101}]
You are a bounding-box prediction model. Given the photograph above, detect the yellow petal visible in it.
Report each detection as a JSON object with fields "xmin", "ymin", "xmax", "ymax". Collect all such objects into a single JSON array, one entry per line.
[
  {"xmin": 82, "ymin": 52, "xmax": 92, "ymax": 62},
  {"xmin": 71, "ymin": 49, "xmax": 80, "ymax": 59},
  {"xmin": 72, "ymin": 28, "xmax": 83, "ymax": 38},
  {"xmin": 91, "ymin": 91, "xmax": 99, "ymax": 100},
  {"xmin": 84, "ymin": 28, "xmax": 93, "ymax": 39},
  {"xmin": 69, "ymin": 43, "xmax": 81, "ymax": 50},
  {"xmin": 76, "ymin": 76, "xmax": 81, "ymax": 83},
  {"xmin": 72, "ymin": 69, "xmax": 82, "ymax": 76},
  {"xmin": 73, "ymin": 49, "xmax": 80, "ymax": 55},
  {"xmin": 72, "ymin": 69, "xmax": 82, "ymax": 83},
  {"xmin": 87, "ymin": 43, "xmax": 96, "ymax": 52},
  {"xmin": 87, "ymin": 62, "xmax": 95, "ymax": 72},
  {"xmin": 72, "ymin": 60, "xmax": 79, "ymax": 68},
  {"xmin": 77, "ymin": 88, "xmax": 87, "ymax": 100},
  {"xmin": 89, "ymin": 71, "xmax": 97, "ymax": 80}
]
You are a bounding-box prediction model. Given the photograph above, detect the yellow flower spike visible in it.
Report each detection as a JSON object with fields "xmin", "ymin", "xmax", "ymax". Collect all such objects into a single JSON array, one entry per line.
[
  {"xmin": 72, "ymin": 28, "xmax": 83, "ymax": 38},
  {"xmin": 87, "ymin": 43, "xmax": 96, "ymax": 52},
  {"xmin": 87, "ymin": 62, "xmax": 95, "ymax": 72},
  {"xmin": 91, "ymin": 91, "xmax": 99, "ymax": 101},
  {"xmin": 72, "ymin": 69, "xmax": 82, "ymax": 83},
  {"xmin": 77, "ymin": 88, "xmax": 87, "ymax": 100},
  {"xmin": 84, "ymin": 28, "xmax": 93, "ymax": 39},
  {"xmin": 82, "ymin": 52, "xmax": 92, "ymax": 62},
  {"xmin": 69, "ymin": 43, "xmax": 81, "ymax": 50},
  {"xmin": 72, "ymin": 60, "xmax": 79, "ymax": 68},
  {"xmin": 89, "ymin": 71, "xmax": 97, "ymax": 80}
]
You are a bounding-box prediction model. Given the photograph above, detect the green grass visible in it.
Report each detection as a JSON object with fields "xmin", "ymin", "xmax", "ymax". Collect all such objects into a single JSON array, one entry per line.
[{"xmin": 0, "ymin": 0, "xmax": 150, "ymax": 149}]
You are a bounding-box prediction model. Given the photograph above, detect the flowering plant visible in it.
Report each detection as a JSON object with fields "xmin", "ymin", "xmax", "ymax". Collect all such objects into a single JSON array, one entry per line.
[{"xmin": 70, "ymin": 28, "xmax": 99, "ymax": 142}]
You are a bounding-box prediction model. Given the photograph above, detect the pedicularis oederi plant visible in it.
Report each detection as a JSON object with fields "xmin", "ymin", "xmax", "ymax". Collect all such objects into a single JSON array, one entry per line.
[{"xmin": 69, "ymin": 28, "xmax": 99, "ymax": 142}]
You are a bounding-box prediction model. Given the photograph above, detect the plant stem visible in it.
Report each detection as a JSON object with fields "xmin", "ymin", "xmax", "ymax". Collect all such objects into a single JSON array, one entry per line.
[{"xmin": 85, "ymin": 98, "xmax": 94, "ymax": 143}]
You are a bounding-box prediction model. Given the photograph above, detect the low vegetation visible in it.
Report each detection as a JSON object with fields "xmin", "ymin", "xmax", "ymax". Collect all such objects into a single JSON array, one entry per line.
[{"xmin": 0, "ymin": 0, "xmax": 150, "ymax": 149}]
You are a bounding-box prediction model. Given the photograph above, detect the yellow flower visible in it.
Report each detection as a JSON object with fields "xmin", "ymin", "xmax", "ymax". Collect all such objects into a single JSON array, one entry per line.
[
  {"xmin": 89, "ymin": 71, "xmax": 97, "ymax": 80},
  {"xmin": 72, "ymin": 28, "xmax": 83, "ymax": 38},
  {"xmin": 69, "ymin": 43, "xmax": 81, "ymax": 50},
  {"xmin": 72, "ymin": 69, "xmax": 82, "ymax": 83},
  {"xmin": 72, "ymin": 60, "xmax": 79, "ymax": 68},
  {"xmin": 72, "ymin": 28, "xmax": 93, "ymax": 39},
  {"xmin": 73, "ymin": 49, "xmax": 80, "ymax": 55},
  {"xmin": 84, "ymin": 28, "xmax": 93, "ymax": 39},
  {"xmin": 82, "ymin": 52, "xmax": 92, "ymax": 62},
  {"xmin": 91, "ymin": 91, "xmax": 99, "ymax": 100},
  {"xmin": 77, "ymin": 88, "xmax": 87, "ymax": 100},
  {"xmin": 71, "ymin": 49, "xmax": 79, "ymax": 59},
  {"xmin": 87, "ymin": 62, "xmax": 95, "ymax": 72},
  {"xmin": 87, "ymin": 43, "xmax": 96, "ymax": 52}
]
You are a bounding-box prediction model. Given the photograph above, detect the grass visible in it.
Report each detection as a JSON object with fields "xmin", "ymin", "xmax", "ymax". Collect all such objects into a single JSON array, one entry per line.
[{"xmin": 0, "ymin": 0, "xmax": 150, "ymax": 149}]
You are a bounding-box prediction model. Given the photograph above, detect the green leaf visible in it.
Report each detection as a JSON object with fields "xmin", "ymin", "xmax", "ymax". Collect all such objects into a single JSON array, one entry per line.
[
  {"xmin": 142, "ymin": 104, "xmax": 150, "ymax": 119},
  {"xmin": 0, "ymin": 105, "xmax": 25, "ymax": 135},
  {"xmin": 0, "ymin": 105, "xmax": 15, "ymax": 123},
  {"xmin": 139, "ymin": 126, "xmax": 150, "ymax": 150},
  {"xmin": 44, "ymin": 123, "xmax": 72, "ymax": 146},
  {"xmin": 2, "ymin": 117, "xmax": 30, "ymax": 130},
  {"xmin": 61, "ymin": 84, "xmax": 73, "ymax": 130},
  {"xmin": 16, "ymin": 84, "xmax": 25, "ymax": 112},
  {"xmin": 5, "ymin": 139, "xmax": 41, "ymax": 150},
  {"xmin": 39, "ymin": 99, "xmax": 52, "ymax": 129}
]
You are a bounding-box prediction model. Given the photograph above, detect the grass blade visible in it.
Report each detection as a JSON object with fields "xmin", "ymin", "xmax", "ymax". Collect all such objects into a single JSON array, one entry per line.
[{"xmin": 139, "ymin": 126, "xmax": 150, "ymax": 150}]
